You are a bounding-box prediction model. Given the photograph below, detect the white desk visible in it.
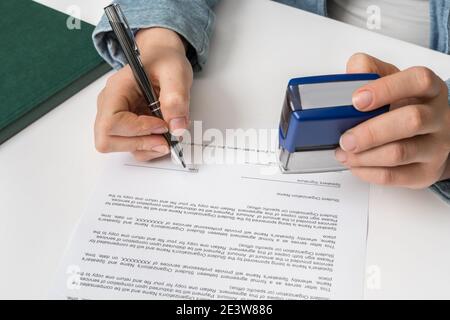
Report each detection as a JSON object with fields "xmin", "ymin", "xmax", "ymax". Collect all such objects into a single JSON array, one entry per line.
[{"xmin": 1, "ymin": 0, "xmax": 449, "ymax": 299}]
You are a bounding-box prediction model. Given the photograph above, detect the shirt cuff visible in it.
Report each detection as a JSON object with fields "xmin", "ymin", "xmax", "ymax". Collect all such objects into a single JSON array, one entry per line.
[{"xmin": 92, "ymin": 0, "xmax": 216, "ymax": 71}]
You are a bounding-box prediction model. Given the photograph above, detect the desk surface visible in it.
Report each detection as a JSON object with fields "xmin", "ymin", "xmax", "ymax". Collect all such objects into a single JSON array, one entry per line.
[{"xmin": 1, "ymin": 0, "xmax": 449, "ymax": 299}]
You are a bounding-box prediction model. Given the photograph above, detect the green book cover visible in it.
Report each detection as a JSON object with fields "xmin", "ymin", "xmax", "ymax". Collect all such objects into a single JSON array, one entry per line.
[{"xmin": 0, "ymin": 0, "xmax": 111, "ymax": 144}]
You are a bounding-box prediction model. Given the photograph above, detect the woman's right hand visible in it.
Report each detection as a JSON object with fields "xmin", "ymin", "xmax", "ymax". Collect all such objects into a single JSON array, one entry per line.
[{"xmin": 95, "ymin": 27, "xmax": 193, "ymax": 161}]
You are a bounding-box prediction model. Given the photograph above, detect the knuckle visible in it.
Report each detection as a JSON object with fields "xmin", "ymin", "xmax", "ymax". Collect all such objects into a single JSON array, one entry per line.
[
  {"xmin": 105, "ymin": 77, "xmax": 115, "ymax": 89},
  {"xmin": 411, "ymin": 66, "xmax": 438, "ymax": 95},
  {"xmin": 105, "ymin": 72, "xmax": 119, "ymax": 87},
  {"xmin": 96, "ymin": 118, "xmax": 112, "ymax": 135},
  {"xmin": 378, "ymin": 77, "xmax": 395, "ymax": 100},
  {"xmin": 349, "ymin": 52, "xmax": 370, "ymax": 64},
  {"xmin": 378, "ymin": 168, "xmax": 394, "ymax": 185},
  {"xmin": 390, "ymin": 143, "xmax": 408, "ymax": 163},
  {"xmin": 136, "ymin": 118, "xmax": 147, "ymax": 136},
  {"xmin": 347, "ymin": 53, "xmax": 372, "ymax": 70},
  {"xmin": 95, "ymin": 136, "xmax": 110, "ymax": 153},
  {"xmin": 160, "ymin": 92, "xmax": 188, "ymax": 110},
  {"xmin": 136, "ymin": 115, "xmax": 156, "ymax": 136},
  {"xmin": 345, "ymin": 154, "xmax": 358, "ymax": 166},
  {"xmin": 363, "ymin": 124, "xmax": 378, "ymax": 147},
  {"xmin": 406, "ymin": 107, "xmax": 426, "ymax": 133},
  {"xmin": 136, "ymin": 136, "xmax": 147, "ymax": 151}
]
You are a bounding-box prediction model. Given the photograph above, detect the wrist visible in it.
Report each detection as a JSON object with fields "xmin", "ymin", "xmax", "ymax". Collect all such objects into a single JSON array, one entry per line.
[{"xmin": 135, "ymin": 27, "xmax": 186, "ymax": 56}]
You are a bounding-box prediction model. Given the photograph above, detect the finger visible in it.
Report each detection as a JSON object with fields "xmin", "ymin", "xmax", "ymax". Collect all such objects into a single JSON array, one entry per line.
[
  {"xmin": 157, "ymin": 59, "xmax": 192, "ymax": 135},
  {"xmin": 95, "ymin": 134, "xmax": 169, "ymax": 154},
  {"xmin": 345, "ymin": 53, "xmax": 422, "ymax": 110},
  {"xmin": 350, "ymin": 164, "xmax": 434, "ymax": 189},
  {"xmin": 96, "ymin": 67, "xmax": 171, "ymax": 138},
  {"xmin": 132, "ymin": 150, "xmax": 167, "ymax": 162},
  {"xmin": 97, "ymin": 67, "xmax": 142, "ymax": 115},
  {"xmin": 339, "ymin": 104, "xmax": 439, "ymax": 153},
  {"xmin": 390, "ymin": 97, "xmax": 422, "ymax": 110},
  {"xmin": 346, "ymin": 53, "xmax": 399, "ymax": 76},
  {"xmin": 335, "ymin": 135, "xmax": 436, "ymax": 167},
  {"xmin": 352, "ymin": 66, "xmax": 441, "ymax": 111},
  {"xmin": 107, "ymin": 113, "xmax": 168, "ymax": 137}
]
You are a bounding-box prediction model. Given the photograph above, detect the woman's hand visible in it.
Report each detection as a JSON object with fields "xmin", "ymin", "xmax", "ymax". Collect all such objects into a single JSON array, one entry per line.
[
  {"xmin": 336, "ymin": 53, "xmax": 450, "ymax": 188},
  {"xmin": 95, "ymin": 27, "xmax": 193, "ymax": 161}
]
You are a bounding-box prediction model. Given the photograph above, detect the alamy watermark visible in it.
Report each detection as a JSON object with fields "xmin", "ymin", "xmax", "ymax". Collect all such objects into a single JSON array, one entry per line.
[
  {"xmin": 66, "ymin": 5, "xmax": 82, "ymax": 30},
  {"xmin": 366, "ymin": 265, "xmax": 381, "ymax": 290},
  {"xmin": 172, "ymin": 121, "xmax": 279, "ymax": 171},
  {"xmin": 366, "ymin": 5, "xmax": 381, "ymax": 30},
  {"xmin": 66, "ymin": 265, "xmax": 81, "ymax": 290}
]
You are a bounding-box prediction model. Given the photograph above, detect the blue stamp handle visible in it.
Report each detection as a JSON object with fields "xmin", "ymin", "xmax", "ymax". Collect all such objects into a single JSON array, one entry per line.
[{"xmin": 279, "ymin": 73, "xmax": 389, "ymax": 153}]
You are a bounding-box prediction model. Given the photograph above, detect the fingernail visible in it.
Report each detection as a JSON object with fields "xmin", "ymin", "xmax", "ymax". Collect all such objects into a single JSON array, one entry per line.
[
  {"xmin": 151, "ymin": 145, "xmax": 170, "ymax": 155},
  {"xmin": 340, "ymin": 133, "xmax": 357, "ymax": 152},
  {"xmin": 169, "ymin": 117, "xmax": 187, "ymax": 135},
  {"xmin": 353, "ymin": 90, "xmax": 373, "ymax": 110},
  {"xmin": 335, "ymin": 149, "xmax": 347, "ymax": 163},
  {"xmin": 151, "ymin": 126, "xmax": 168, "ymax": 134}
]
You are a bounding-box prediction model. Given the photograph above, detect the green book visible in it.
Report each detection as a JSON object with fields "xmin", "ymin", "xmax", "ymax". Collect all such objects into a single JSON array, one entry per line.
[{"xmin": 0, "ymin": 0, "xmax": 111, "ymax": 144}]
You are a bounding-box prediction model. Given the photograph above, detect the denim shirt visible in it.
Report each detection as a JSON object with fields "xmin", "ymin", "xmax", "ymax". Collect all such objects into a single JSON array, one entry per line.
[{"xmin": 93, "ymin": 0, "xmax": 450, "ymax": 204}]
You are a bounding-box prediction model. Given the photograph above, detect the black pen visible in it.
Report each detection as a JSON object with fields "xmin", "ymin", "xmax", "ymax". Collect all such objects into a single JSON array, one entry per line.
[{"xmin": 104, "ymin": 3, "xmax": 186, "ymax": 168}]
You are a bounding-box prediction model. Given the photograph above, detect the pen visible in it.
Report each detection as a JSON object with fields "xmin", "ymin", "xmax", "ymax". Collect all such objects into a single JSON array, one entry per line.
[{"xmin": 104, "ymin": 3, "xmax": 186, "ymax": 168}]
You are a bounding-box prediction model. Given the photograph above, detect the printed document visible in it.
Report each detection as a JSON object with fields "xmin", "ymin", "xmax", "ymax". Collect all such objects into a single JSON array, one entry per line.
[{"xmin": 51, "ymin": 152, "xmax": 369, "ymax": 299}]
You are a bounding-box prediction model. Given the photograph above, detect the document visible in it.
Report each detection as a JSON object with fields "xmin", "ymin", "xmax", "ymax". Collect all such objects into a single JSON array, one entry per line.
[{"xmin": 50, "ymin": 150, "xmax": 369, "ymax": 300}]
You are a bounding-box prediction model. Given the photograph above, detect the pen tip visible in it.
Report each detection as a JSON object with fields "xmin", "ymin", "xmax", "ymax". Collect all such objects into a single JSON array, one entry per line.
[{"xmin": 181, "ymin": 160, "xmax": 186, "ymax": 168}]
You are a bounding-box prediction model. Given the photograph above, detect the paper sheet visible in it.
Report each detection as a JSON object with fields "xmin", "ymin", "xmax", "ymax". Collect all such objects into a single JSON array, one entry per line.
[{"xmin": 50, "ymin": 150, "xmax": 369, "ymax": 300}]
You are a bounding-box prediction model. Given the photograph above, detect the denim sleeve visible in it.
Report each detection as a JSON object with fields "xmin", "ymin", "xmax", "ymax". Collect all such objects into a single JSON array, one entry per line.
[
  {"xmin": 92, "ymin": 0, "xmax": 219, "ymax": 71},
  {"xmin": 430, "ymin": 79, "xmax": 450, "ymax": 204}
]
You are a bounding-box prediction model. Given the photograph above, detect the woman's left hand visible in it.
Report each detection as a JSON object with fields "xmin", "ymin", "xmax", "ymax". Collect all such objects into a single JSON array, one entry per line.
[{"xmin": 335, "ymin": 53, "xmax": 450, "ymax": 188}]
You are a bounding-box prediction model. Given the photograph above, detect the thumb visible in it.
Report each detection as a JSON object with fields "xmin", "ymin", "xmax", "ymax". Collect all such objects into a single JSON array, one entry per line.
[
  {"xmin": 157, "ymin": 64, "xmax": 192, "ymax": 136},
  {"xmin": 346, "ymin": 52, "xmax": 399, "ymax": 76}
]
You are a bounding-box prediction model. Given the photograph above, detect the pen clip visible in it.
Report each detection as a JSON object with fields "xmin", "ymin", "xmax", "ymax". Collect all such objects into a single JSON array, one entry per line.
[{"xmin": 113, "ymin": 3, "xmax": 140, "ymax": 55}]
